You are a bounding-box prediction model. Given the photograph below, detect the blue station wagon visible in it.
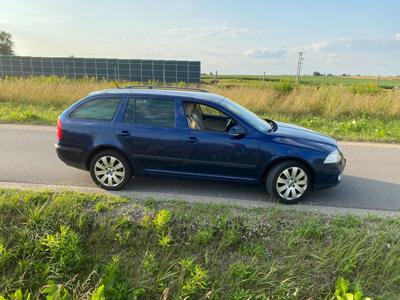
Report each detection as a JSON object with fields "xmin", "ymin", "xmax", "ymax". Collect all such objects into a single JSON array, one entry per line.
[{"xmin": 55, "ymin": 86, "xmax": 345, "ymax": 204}]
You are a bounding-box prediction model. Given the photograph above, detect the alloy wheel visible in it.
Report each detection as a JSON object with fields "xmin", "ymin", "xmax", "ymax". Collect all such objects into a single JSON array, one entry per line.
[
  {"xmin": 94, "ymin": 156, "xmax": 125, "ymax": 187},
  {"xmin": 276, "ymin": 166, "xmax": 308, "ymax": 201}
]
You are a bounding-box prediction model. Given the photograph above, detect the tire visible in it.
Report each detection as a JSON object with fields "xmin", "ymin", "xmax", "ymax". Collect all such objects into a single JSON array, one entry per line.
[
  {"xmin": 89, "ymin": 150, "xmax": 132, "ymax": 190},
  {"xmin": 266, "ymin": 160, "xmax": 311, "ymax": 204}
]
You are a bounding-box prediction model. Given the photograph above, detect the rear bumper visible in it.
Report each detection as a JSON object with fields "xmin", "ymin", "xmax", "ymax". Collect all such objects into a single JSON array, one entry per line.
[
  {"xmin": 55, "ymin": 142, "xmax": 87, "ymax": 170},
  {"xmin": 314, "ymin": 157, "xmax": 346, "ymax": 191}
]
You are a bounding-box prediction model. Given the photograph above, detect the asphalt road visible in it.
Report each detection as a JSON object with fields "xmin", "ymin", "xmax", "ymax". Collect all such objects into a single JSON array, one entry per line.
[{"xmin": 0, "ymin": 124, "xmax": 399, "ymax": 212}]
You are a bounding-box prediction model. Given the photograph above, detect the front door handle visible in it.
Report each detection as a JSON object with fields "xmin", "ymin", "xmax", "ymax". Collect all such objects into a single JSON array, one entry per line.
[
  {"xmin": 185, "ymin": 137, "xmax": 199, "ymax": 144},
  {"xmin": 117, "ymin": 130, "xmax": 130, "ymax": 137}
]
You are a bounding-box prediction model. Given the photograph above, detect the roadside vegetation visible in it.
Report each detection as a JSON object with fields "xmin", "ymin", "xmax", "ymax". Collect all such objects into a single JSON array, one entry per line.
[
  {"xmin": 202, "ymin": 74, "xmax": 400, "ymax": 89},
  {"xmin": 1, "ymin": 76, "xmax": 400, "ymax": 142},
  {"xmin": 1, "ymin": 188, "xmax": 399, "ymax": 299}
]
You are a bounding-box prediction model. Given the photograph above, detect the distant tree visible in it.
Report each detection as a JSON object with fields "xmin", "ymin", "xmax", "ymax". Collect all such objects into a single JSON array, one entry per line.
[
  {"xmin": 342, "ymin": 73, "xmax": 349, "ymax": 77},
  {"xmin": 209, "ymin": 72, "xmax": 213, "ymax": 76},
  {"xmin": 313, "ymin": 71, "xmax": 322, "ymax": 76},
  {"xmin": 327, "ymin": 73, "xmax": 334, "ymax": 77},
  {"xmin": 0, "ymin": 31, "xmax": 15, "ymax": 55}
]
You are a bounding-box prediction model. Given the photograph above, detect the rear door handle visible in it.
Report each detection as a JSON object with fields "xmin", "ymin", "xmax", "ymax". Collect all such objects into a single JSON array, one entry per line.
[
  {"xmin": 186, "ymin": 137, "xmax": 199, "ymax": 144},
  {"xmin": 117, "ymin": 130, "xmax": 130, "ymax": 137}
]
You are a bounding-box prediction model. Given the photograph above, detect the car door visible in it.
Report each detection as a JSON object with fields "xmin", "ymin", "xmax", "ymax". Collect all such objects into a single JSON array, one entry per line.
[
  {"xmin": 179, "ymin": 101, "xmax": 260, "ymax": 182},
  {"xmin": 114, "ymin": 96, "xmax": 185, "ymax": 175}
]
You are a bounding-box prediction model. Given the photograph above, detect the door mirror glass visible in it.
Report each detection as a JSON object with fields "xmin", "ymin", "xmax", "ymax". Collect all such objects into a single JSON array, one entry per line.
[{"xmin": 228, "ymin": 125, "xmax": 246, "ymax": 138}]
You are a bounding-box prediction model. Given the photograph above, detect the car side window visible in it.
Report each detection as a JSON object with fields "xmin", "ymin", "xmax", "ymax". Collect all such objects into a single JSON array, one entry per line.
[
  {"xmin": 70, "ymin": 97, "xmax": 120, "ymax": 121},
  {"xmin": 184, "ymin": 102, "xmax": 236, "ymax": 132},
  {"xmin": 199, "ymin": 104, "xmax": 227, "ymax": 118},
  {"xmin": 124, "ymin": 98, "xmax": 175, "ymax": 128}
]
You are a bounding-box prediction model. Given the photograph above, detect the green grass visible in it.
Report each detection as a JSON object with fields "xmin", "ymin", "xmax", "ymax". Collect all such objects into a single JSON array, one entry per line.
[
  {"xmin": 0, "ymin": 101, "xmax": 63, "ymax": 125},
  {"xmin": 0, "ymin": 189, "xmax": 398, "ymax": 299},
  {"xmin": 201, "ymin": 74, "xmax": 400, "ymax": 89}
]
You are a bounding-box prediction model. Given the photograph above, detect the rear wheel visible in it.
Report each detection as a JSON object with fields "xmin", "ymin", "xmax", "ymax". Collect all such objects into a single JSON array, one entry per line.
[
  {"xmin": 89, "ymin": 150, "xmax": 132, "ymax": 190},
  {"xmin": 266, "ymin": 161, "xmax": 311, "ymax": 204}
]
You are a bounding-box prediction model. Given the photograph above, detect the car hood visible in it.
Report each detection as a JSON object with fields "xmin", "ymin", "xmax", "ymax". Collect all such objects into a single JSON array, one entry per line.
[{"xmin": 272, "ymin": 121, "xmax": 337, "ymax": 146}]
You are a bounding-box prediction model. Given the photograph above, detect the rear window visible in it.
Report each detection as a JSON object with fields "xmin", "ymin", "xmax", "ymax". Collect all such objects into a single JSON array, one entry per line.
[
  {"xmin": 70, "ymin": 97, "xmax": 120, "ymax": 121},
  {"xmin": 124, "ymin": 98, "xmax": 175, "ymax": 128}
]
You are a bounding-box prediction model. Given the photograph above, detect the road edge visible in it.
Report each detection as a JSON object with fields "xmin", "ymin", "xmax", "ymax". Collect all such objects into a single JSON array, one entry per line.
[{"xmin": 1, "ymin": 181, "xmax": 399, "ymax": 217}]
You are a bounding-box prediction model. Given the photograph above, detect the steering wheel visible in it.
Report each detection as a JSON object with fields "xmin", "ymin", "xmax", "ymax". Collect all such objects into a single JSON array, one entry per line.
[{"xmin": 225, "ymin": 118, "xmax": 234, "ymax": 132}]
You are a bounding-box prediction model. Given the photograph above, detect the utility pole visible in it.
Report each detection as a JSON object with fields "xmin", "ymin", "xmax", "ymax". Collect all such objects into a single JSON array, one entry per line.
[
  {"xmin": 163, "ymin": 67, "xmax": 166, "ymax": 85},
  {"xmin": 296, "ymin": 52, "xmax": 304, "ymax": 84}
]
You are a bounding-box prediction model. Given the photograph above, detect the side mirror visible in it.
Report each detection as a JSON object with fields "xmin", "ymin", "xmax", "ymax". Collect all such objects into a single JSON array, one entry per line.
[{"xmin": 228, "ymin": 125, "xmax": 246, "ymax": 138}]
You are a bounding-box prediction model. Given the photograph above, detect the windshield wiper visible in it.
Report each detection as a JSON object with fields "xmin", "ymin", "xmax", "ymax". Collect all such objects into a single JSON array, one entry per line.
[{"xmin": 264, "ymin": 118, "xmax": 278, "ymax": 132}]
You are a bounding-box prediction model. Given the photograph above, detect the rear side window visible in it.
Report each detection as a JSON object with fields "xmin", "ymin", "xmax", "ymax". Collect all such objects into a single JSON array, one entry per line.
[
  {"xmin": 124, "ymin": 98, "xmax": 175, "ymax": 128},
  {"xmin": 70, "ymin": 97, "xmax": 120, "ymax": 121}
]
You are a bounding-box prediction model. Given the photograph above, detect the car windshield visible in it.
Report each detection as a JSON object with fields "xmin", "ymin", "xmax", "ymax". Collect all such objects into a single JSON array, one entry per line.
[{"xmin": 221, "ymin": 98, "xmax": 272, "ymax": 132}]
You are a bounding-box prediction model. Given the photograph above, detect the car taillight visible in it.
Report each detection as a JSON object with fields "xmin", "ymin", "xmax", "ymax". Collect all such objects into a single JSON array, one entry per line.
[{"xmin": 57, "ymin": 119, "xmax": 62, "ymax": 141}]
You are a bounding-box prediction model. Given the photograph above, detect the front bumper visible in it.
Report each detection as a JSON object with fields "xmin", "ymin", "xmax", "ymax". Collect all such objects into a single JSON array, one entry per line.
[{"xmin": 314, "ymin": 156, "xmax": 346, "ymax": 191}]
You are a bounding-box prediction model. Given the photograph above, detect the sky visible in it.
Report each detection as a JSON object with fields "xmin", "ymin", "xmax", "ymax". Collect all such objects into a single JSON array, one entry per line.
[{"xmin": 0, "ymin": 0, "xmax": 399, "ymax": 75}]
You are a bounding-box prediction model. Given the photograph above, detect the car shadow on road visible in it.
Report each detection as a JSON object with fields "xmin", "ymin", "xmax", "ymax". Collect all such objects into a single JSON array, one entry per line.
[
  {"xmin": 115, "ymin": 174, "xmax": 400, "ymax": 211},
  {"xmin": 305, "ymin": 175, "xmax": 400, "ymax": 211}
]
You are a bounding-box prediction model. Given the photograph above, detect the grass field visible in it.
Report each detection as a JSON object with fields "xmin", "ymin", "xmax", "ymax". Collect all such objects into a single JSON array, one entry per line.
[
  {"xmin": 1, "ymin": 76, "xmax": 400, "ymax": 142},
  {"xmin": 201, "ymin": 74, "xmax": 400, "ymax": 89},
  {"xmin": 2, "ymin": 189, "xmax": 399, "ymax": 299}
]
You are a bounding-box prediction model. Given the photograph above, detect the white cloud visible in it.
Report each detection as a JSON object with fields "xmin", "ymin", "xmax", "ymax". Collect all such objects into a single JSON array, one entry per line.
[
  {"xmin": 304, "ymin": 41, "xmax": 329, "ymax": 52},
  {"xmin": 161, "ymin": 24, "xmax": 257, "ymax": 41},
  {"xmin": 244, "ymin": 48, "xmax": 286, "ymax": 59},
  {"xmin": 293, "ymin": 39, "xmax": 347, "ymax": 53},
  {"xmin": 293, "ymin": 35, "xmax": 400, "ymax": 54}
]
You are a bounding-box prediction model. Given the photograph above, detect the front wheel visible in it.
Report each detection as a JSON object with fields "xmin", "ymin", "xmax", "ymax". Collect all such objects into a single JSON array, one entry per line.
[
  {"xmin": 266, "ymin": 161, "xmax": 311, "ymax": 204},
  {"xmin": 89, "ymin": 150, "xmax": 132, "ymax": 190}
]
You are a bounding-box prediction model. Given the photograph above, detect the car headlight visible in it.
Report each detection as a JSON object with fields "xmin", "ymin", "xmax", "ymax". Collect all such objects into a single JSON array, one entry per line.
[{"xmin": 324, "ymin": 150, "xmax": 342, "ymax": 164}]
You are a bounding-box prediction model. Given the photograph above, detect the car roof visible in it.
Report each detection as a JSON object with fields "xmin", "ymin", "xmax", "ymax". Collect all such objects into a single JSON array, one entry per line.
[{"xmin": 88, "ymin": 88, "xmax": 225, "ymax": 104}]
